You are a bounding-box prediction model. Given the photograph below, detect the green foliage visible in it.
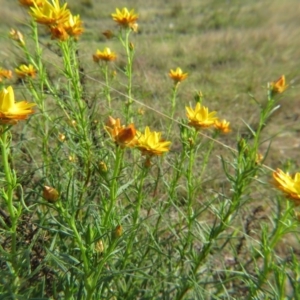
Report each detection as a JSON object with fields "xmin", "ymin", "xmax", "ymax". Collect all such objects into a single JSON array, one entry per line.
[{"xmin": 0, "ymin": 0, "xmax": 299, "ymax": 299}]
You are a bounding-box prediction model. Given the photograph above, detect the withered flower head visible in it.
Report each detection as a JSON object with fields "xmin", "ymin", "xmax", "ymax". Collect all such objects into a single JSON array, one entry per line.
[{"xmin": 105, "ymin": 116, "xmax": 137, "ymax": 148}]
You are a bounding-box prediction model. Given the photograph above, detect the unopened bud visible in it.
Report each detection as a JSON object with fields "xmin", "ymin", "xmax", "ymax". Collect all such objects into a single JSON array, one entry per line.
[
  {"xmin": 99, "ymin": 161, "xmax": 108, "ymax": 173},
  {"xmin": 112, "ymin": 225, "xmax": 123, "ymax": 240},
  {"xmin": 58, "ymin": 133, "xmax": 66, "ymax": 142},
  {"xmin": 43, "ymin": 186, "xmax": 59, "ymax": 202},
  {"xmin": 137, "ymin": 108, "xmax": 145, "ymax": 115},
  {"xmin": 95, "ymin": 240, "xmax": 104, "ymax": 253},
  {"xmin": 129, "ymin": 42, "xmax": 134, "ymax": 51},
  {"xmin": 130, "ymin": 23, "xmax": 138, "ymax": 32}
]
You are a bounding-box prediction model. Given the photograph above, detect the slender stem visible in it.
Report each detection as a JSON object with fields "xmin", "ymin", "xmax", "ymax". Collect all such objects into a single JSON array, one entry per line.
[
  {"xmin": 0, "ymin": 127, "xmax": 20, "ymax": 289},
  {"xmin": 167, "ymin": 84, "xmax": 178, "ymax": 137},
  {"xmin": 104, "ymin": 146, "xmax": 124, "ymax": 227}
]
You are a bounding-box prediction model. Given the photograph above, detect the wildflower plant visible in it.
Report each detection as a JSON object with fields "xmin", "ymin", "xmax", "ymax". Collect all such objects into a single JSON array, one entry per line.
[
  {"xmin": 111, "ymin": 7, "xmax": 139, "ymax": 122},
  {"xmin": 0, "ymin": 1, "xmax": 299, "ymax": 299}
]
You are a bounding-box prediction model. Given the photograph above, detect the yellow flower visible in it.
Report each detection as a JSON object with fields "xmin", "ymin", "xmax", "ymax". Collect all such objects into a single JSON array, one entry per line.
[
  {"xmin": 30, "ymin": 0, "xmax": 70, "ymax": 26},
  {"xmin": 50, "ymin": 14, "xmax": 83, "ymax": 41},
  {"xmin": 0, "ymin": 86, "xmax": 35, "ymax": 124},
  {"xmin": 43, "ymin": 186, "xmax": 59, "ymax": 202},
  {"xmin": 93, "ymin": 48, "xmax": 117, "ymax": 63},
  {"xmin": 214, "ymin": 119, "xmax": 231, "ymax": 133},
  {"xmin": 0, "ymin": 68, "xmax": 13, "ymax": 82},
  {"xmin": 9, "ymin": 29, "xmax": 25, "ymax": 46},
  {"xmin": 15, "ymin": 64, "xmax": 37, "ymax": 79},
  {"xmin": 186, "ymin": 103, "xmax": 218, "ymax": 130},
  {"xmin": 270, "ymin": 75, "xmax": 288, "ymax": 94},
  {"xmin": 136, "ymin": 126, "xmax": 171, "ymax": 156},
  {"xmin": 273, "ymin": 169, "xmax": 300, "ymax": 204},
  {"xmin": 169, "ymin": 67, "xmax": 188, "ymax": 84},
  {"xmin": 19, "ymin": 0, "xmax": 44, "ymax": 7},
  {"xmin": 111, "ymin": 8, "xmax": 138, "ymax": 29},
  {"xmin": 105, "ymin": 116, "xmax": 137, "ymax": 148}
]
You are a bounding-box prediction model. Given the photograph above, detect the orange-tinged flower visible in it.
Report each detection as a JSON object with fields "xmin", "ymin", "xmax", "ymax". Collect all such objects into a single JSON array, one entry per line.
[
  {"xmin": 64, "ymin": 14, "xmax": 83, "ymax": 38},
  {"xmin": 49, "ymin": 25, "xmax": 68, "ymax": 41},
  {"xmin": 214, "ymin": 119, "xmax": 231, "ymax": 133},
  {"xmin": 30, "ymin": 0, "xmax": 70, "ymax": 26},
  {"xmin": 19, "ymin": 0, "xmax": 44, "ymax": 7},
  {"xmin": 9, "ymin": 29, "xmax": 25, "ymax": 46},
  {"xmin": 136, "ymin": 126, "xmax": 171, "ymax": 156},
  {"xmin": 273, "ymin": 168, "xmax": 300, "ymax": 204},
  {"xmin": 111, "ymin": 8, "xmax": 138, "ymax": 29},
  {"xmin": 0, "ymin": 68, "xmax": 13, "ymax": 82},
  {"xmin": 43, "ymin": 185, "xmax": 59, "ymax": 202},
  {"xmin": 105, "ymin": 116, "xmax": 137, "ymax": 148},
  {"xmin": 15, "ymin": 64, "xmax": 37, "ymax": 79},
  {"xmin": 169, "ymin": 67, "xmax": 188, "ymax": 84},
  {"xmin": 0, "ymin": 86, "xmax": 35, "ymax": 124},
  {"xmin": 186, "ymin": 103, "xmax": 218, "ymax": 130},
  {"xmin": 50, "ymin": 14, "xmax": 83, "ymax": 41},
  {"xmin": 270, "ymin": 75, "xmax": 288, "ymax": 94},
  {"xmin": 93, "ymin": 48, "xmax": 117, "ymax": 62}
]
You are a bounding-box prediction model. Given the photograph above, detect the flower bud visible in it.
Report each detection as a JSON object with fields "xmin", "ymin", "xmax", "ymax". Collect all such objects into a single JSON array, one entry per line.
[
  {"xmin": 43, "ymin": 186, "xmax": 59, "ymax": 202},
  {"xmin": 99, "ymin": 161, "xmax": 108, "ymax": 173},
  {"xmin": 58, "ymin": 133, "xmax": 66, "ymax": 142},
  {"xmin": 95, "ymin": 240, "xmax": 104, "ymax": 253},
  {"xmin": 111, "ymin": 225, "xmax": 123, "ymax": 240}
]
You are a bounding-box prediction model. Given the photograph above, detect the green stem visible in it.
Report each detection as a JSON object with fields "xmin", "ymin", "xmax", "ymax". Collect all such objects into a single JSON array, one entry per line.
[
  {"xmin": 104, "ymin": 146, "xmax": 124, "ymax": 227},
  {"xmin": 119, "ymin": 29, "xmax": 134, "ymax": 123},
  {"xmin": 167, "ymin": 85, "xmax": 178, "ymax": 137},
  {"xmin": 0, "ymin": 127, "xmax": 20, "ymax": 288},
  {"xmin": 199, "ymin": 131, "xmax": 219, "ymax": 181},
  {"xmin": 103, "ymin": 63, "xmax": 112, "ymax": 109}
]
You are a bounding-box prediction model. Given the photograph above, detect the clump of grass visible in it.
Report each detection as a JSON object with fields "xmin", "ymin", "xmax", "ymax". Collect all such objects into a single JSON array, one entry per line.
[{"xmin": 0, "ymin": 1, "xmax": 299, "ymax": 299}]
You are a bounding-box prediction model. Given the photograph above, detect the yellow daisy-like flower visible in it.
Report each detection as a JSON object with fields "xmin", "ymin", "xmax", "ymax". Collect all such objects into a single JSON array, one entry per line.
[
  {"xmin": 50, "ymin": 14, "xmax": 83, "ymax": 41},
  {"xmin": 136, "ymin": 126, "xmax": 171, "ymax": 157},
  {"xmin": 15, "ymin": 64, "xmax": 37, "ymax": 79},
  {"xmin": 0, "ymin": 68, "xmax": 13, "ymax": 82},
  {"xmin": 111, "ymin": 8, "xmax": 138, "ymax": 29},
  {"xmin": 9, "ymin": 29, "xmax": 25, "ymax": 46},
  {"xmin": 273, "ymin": 168, "xmax": 300, "ymax": 205},
  {"xmin": 169, "ymin": 67, "xmax": 188, "ymax": 84},
  {"xmin": 186, "ymin": 103, "xmax": 218, "ymax": 130},
  {"xmin": 30, "ymin": 0, "xmax": 70, "ymax": 26},
  {"xmin": 93, "ymin": 48, "xmax": 117, "ymax": 62},
  {"xmin": 19, "ymin": 0, "xmax": 44, "ymax": 7},
  {"xmin": 0, "ymin": 86, "xmax": 36, "ymax": 124},
  {"xmin": 214, "ymin": 119, "xmax": 231, "ymax": 133},
  {"xmin": 105, "ymin": 116, "xmax": 137, "ymax": 148},
  {"xmin": 270, "ymin": 75, "xmax": 288, "ymax": 94}
]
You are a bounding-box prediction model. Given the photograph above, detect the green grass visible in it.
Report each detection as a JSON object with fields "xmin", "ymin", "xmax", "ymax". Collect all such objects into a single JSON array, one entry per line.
[{"xmin": 0, "ymin": 0, "xmax": 300, "ymax": 299}]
